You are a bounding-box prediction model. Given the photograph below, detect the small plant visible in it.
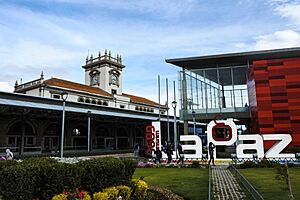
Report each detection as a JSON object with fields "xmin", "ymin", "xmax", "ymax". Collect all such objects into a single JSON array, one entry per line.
[
  {"xmin": 240, "ymin": 160, "xmax": 257, "ymax": 169},
  {"xmin": 131, "ymin": 179, "xmax": 148, "ymax": 200},
  {"xmin": 103, "ymin": 186, "xmax": 119, "ymax": 200},
  {"xmin": 93, "ymin": 191, "xmax": 109, "ymax": 200},
  {"xmin": 258, "ymin": 159, "xmax": 278, "ymax": 168},
  {"xmin": 116, "ymin": 185, "xmax": 131, "ymax": 200},
  {"xmin": 52, "ymin": 189, "xmax": 91, "ymax": 200},
  {"xmin": 275, "ymin": 163, "xmax": 294, "ymax": 200},
  {"xmin": 191, "ymin": 161, "xmax": 200, "ymax": 168}
]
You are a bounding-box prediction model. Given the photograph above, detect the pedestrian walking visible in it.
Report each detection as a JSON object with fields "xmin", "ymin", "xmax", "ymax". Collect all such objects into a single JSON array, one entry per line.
[
  {"xmin": 154, "ymin": 148, "xmax": 162, "ymax": 164},
  {"xmin": 208, "ymin": 142, "xmax": 215, "ymax": 166},
  {"xmin": 177, "ymin": 142, "xmax": 184, "ymax": 165},
  {"xmin": 166, "ymin": 141, "xmax": 173, "ymax": 164},
  {"xmin": 5, "ymin": 149, "xmax": 13, "ymax": 160},
  {"xmin": 134, "ymin": 142, "xmax": 140, "ymax": 158}
]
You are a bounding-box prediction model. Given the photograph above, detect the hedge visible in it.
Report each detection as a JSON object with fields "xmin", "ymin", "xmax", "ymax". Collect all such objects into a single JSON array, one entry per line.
[{"xmin": 0, "ymin": 157, "xmax": 136, "ymax": 200}]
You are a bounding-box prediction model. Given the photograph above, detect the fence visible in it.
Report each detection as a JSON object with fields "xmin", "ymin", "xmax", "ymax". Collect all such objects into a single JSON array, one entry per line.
[{"xmin": 229, "ymin": 165, "xmax": 264, "ymax": 200}]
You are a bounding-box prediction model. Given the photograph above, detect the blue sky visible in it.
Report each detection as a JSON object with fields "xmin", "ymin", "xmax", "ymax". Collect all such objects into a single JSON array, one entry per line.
[{"xmin": 1, "ymin": 0, "xmax": 300, "ymax": 104}]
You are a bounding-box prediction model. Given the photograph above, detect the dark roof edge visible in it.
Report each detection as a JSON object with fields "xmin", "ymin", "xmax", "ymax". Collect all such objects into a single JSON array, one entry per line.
[{"xmin": 166, "ymin": 47, "xmax": 300, "ymax": 67}]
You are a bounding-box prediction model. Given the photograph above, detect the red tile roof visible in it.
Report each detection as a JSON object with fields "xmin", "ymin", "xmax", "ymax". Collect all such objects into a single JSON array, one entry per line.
[
  {"xmin": 43, "ymin": 78, "xmax": 165, "ymax": 107},
  {"xmin": 123, "ymin": 93, "xmax": 162, "ymax": 107},
  {"xmin": 43, "ymin": 78, "xmax": 112, "ymax": 97}
]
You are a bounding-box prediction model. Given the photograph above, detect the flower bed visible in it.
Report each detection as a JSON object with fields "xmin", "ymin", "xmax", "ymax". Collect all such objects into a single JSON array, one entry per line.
[
  {"xmin": 52, "ymin": 180, "xmax": 148, "ymax": 200},
  {"xmin": 0, "ymin": 157, "xmax": 137, "ymax": 200}
]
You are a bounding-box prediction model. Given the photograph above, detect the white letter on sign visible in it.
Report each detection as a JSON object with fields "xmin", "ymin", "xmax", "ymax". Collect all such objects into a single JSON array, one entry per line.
[
  {"xmin": 263, "ymin": 134, "xmax": 295, "ymax": 158},
  {"xmin": 236, "ymin": 135, "xmax": 264, "ymax": 159},
  {"xmin": 180, "ymin": 135, "xmax": 202, "ymax": 159}
]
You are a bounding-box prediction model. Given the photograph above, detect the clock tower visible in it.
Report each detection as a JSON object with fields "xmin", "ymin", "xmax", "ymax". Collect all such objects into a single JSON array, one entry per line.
[{"xmin": 82, "ymin": 50, "xmax": 125, "ymax": 95}]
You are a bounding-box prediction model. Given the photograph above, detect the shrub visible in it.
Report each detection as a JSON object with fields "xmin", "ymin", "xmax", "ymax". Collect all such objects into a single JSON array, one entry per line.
[
  {"xmin": 122, "ymin": 159, "xmax": 137, "ymax": 179},
  {"xmin": 131, "ymin": 179, "xmax": 148, "ymax": 200},
  {"xmin": 103, "ymin": 186, "xmax": 119, "ymax": 199},
  {"xmin": 93, "ymin": 192, "xmax": 109, "ymax": 200},
  {"xmin": 0, "ymin": 160, "xmax": 17, "ymax": 171},
  {"xmin": 21, "ymin": 156, "xmax": 58, "ymax": 164},
  {"xmin": 32, "ymin": 162, "xmax": 83, "ymax": 199},
  {"xmin": 0, "ymin": 157, "xmax": 136, "ymax": 200},
  {"xmin": 240, "ymin": 160, "xmax": 257, "ymax": 169},
  {"xmin": 287, "ymin": 162, "xmax": 297, "ymax": 168},
  {"xmin": 52, "ymin": 193, "xmax": 67, "ymax": 200},
  {"xmin": 257, "ymin": 159, "xmax": 279, "ymax": 168},
  {"xmin": 116, "ymin": 185, "xmax": 131, "ymax": 200},
  {"xmin": 77, "ymin": 157, "xmax": 129, "ymax": 194},
  {"xmin": 191, "ymin": 161, "xmax": 200, "ymax": 168}
]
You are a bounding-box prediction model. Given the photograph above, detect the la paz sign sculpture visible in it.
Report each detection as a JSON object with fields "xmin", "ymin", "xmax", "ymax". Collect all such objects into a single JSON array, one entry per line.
[{"xmin": 146, "ymin": 119, "xmax": 296, "ymax": 159}]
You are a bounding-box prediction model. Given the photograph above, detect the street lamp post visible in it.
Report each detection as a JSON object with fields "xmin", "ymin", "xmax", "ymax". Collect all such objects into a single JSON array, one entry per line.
[
  {"xmin": 87, "ymin": 111, "xmax": 91, "ymax": 152},
  {"xmin": 172, "ymin": 100, "xmax": 177, "ymax": 158},
  {"xmin": 60, "ymin": 91, "xmax": 68, "ymax": 158},
  {"xmin": 192, "ymin": 111, "xmax": 196, "ymax": 135}
]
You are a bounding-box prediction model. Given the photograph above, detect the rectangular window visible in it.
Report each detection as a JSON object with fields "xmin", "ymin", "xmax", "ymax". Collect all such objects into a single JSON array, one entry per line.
[
  {"xmin": 120, "ymin": 105, "xmax": 125, "ymax": 109},
  {"xmin": 26, "ymin": 137, "xmax": 34, "ymax": 146},
  {"xmin": 111, "ymin": 89, "xmax": 117, "ymax": 94},
  {"xmin": 52, "ymin": 94, "xmax": 61, "ymax": 99}
]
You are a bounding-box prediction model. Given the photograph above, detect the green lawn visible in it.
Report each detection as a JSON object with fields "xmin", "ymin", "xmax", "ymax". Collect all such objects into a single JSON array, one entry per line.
[
  {"xmin": 239, "ymin": 168, "xmax": 300, "ymax": 200},
  {"xmin": 133, "ymin": 168, "xmax": 209, "ymax": 200}
]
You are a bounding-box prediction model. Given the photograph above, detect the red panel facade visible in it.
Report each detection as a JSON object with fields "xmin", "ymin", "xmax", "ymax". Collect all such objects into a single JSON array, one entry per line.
[{"xmin": 249, "ymin": 58, "xmax": 300, "ymax": 147}]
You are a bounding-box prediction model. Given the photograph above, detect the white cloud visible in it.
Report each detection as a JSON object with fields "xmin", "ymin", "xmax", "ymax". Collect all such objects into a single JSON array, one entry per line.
[
  {"xmin": 0, "ymin": 4, "xmax": 90, "ymax": 47},
  {"xmin": 233, "ymin": 42, "xmax": 247, "ymax": 49},
  {"xmin": 11, "ymin": 40, "xmax": 80, "ymax": 66},
  {"xmin": 255, "ymin": 29, "xmax": 300, "ymax": 50},
  {"xmin": 275, "ymin": 2, "xmax": 300, "ymax": 25},
  {"xmin": 0, "ymin": 82, "xmax": 14, "ymax": 92},
  {"xmin": 46, "ymin": 0, "xmax": 201, "ymax": 20}
]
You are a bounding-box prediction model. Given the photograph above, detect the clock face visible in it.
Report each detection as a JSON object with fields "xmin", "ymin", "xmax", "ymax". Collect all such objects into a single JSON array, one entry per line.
[
  {"xmin": 91, "ymin": 73, "xmax": 98, "ymax": 85},
  {"xmin": 111, "ymin": 74, "xmax": 117, "ymax": 84}
]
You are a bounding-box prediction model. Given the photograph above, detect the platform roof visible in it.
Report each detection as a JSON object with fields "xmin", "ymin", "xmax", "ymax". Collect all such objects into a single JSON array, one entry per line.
[
  {"xmin": 0, "ymin": 91, "xmax": 164, "ymax": 121},
  {"xmin": 166, "ymin": 47, "xmax": 300, "ymax": 69}
]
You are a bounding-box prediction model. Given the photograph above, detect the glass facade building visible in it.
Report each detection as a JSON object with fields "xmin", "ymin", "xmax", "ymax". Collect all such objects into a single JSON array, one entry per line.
[
  {"xmin": 178, "ymin": 65, "xmax": 249, "ymax": 120},
  {"xmin": 167, "ymin": 47, "xmax": 300, "ymax": 147}
]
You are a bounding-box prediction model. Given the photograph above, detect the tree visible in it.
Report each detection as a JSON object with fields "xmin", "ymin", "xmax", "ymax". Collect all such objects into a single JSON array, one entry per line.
[{"xmin": 275, "ymin": 163, "xmax": 294, "ymax": 200}]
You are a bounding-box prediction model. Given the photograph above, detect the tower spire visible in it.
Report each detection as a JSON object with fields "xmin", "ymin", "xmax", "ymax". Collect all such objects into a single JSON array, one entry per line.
[{"xmin": 40, "ymin": 71, "xmax": 44, "ymax": 80}]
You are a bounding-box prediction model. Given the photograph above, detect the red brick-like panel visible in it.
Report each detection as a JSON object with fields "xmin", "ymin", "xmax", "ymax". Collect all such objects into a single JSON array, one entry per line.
[{"xmin": 250, "ymin": 58, "xmax": 300, "ymax": 147}]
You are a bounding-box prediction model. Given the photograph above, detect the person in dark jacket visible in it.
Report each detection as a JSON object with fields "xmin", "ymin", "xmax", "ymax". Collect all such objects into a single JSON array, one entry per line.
[
  {"xmin": 177, "ymin": 142, "xmax": 184, "ymax": 165},
  {"xmin": 165, "ymin": 141, "xmax": 173, "ymax": 164},
  {"xmin": 154, "ymin": 148, "xmax": 162, "ymax": 164},
  {"xmin": 208, "ymin": 142, "xmax": 216, "ymax": 166}
]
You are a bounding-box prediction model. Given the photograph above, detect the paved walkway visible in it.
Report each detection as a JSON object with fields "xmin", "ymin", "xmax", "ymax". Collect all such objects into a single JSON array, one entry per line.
[{"xmin": 212, "ymin": 165, "xmax": 248, "ymax": 200}]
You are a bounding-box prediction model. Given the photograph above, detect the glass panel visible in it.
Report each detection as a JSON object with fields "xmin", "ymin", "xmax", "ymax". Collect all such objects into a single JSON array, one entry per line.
[
  {"xmin": 219, "ymin": 68, "xmax": 232, "ymax": 108},
  {"xmin": 233, "ymin": 66, "xmax": 248, "ymax": 108}
]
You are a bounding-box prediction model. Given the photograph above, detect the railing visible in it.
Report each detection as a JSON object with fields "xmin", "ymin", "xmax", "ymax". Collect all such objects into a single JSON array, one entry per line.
[
  {"xmin": 86, "ymin": 54, "xmax": 121, "ymax": 65},
  {"xmin": 15, "ymin": 78, "xmax": 42, "ymax": 91},
  {"xmin": 229, "ymin": 165, "xmax": 264, "ymax": 200},
  {"xmin": 208, "ymin": 165, "xmax": 212, "ymax": 200}
]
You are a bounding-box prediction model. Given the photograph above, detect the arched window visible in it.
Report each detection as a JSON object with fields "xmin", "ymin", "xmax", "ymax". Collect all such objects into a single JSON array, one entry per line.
[
  {"xmin": 94, "ymin": 126, "xmax": 113, "ymax": 150},
  {"xmin": 78, "ymin": 97, "xmax": 84, "ymax": 102},
  {"xmin": 72, "ymin": 125, "xmax": 87, "ymax": 150},
  {"xmin": 43, "ymin": 123, "xmax": 60, "ymax": 152},
  {"xmin": 7, "ymin": 121, "xmax": 36, "ymax": 150}
]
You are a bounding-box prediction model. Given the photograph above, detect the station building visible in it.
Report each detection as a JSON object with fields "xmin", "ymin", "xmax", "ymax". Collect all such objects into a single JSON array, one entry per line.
[
  {"xmin": 0, "ymin": 51, "xmax": 170, "ymax": 156},
  {"xmin": 166, "ymin": 47, "xmax": 300, "ymax": 148}
]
